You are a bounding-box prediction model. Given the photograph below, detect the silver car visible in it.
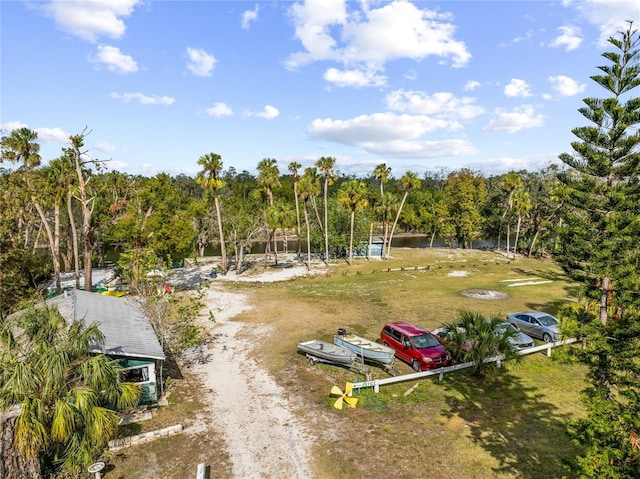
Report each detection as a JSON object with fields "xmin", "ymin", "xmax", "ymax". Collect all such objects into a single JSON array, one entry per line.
[
  {"xmin": 494, "ymin": 321, "xmax": 535, "ymax": 349},
  {"xmin": 506, "ymin": 311, "xmax": 561, "ymax": 342}
]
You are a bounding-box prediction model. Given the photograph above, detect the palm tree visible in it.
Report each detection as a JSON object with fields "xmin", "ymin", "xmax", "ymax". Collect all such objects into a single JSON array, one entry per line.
[
  {"xmin": 315, "ymin": 156, "xmax": 336, "ymax": 265},
  {"xmin": 441, "ymin": 310, "xmax": 519, "ymax": 377},
  {"xmin": 373, "ymin": 163, "xmax": 392, "ymax": 196},
  {"xmin": 288, "ymin": 162, "xmax": 302, "ymax": 261},
  {"xmin": 337, "ymin": 180, "xmax": 368, "ymax": 266},
  {"xmin": 1, "ymin": 128, "xmax": 65, "ymax": 294},
  {"xmin": 297, "ymin": 170, "xmax": 317, "ymax": 270},
  {"xmin": 257, "ymin": 158, "xmax": 281, "ymax": 262},
  {"xmin": 266, "ymin": 199, "xmax": 295, "ymax": 265},
  {"xmin": 379, "ymin": 192, "xmax": 397, "ymax": 259},
  {"xmin": 197, "ymin": 153, "xmax": 228, "ymax": 274},
  {"xmin": 372, "ymin": 163, "xmax": 392, "ymax": 258},
  {"xmin": 499, "ymin": 171, "xmax": 524, "ymax": 258},
  {"xmin": 386, "ymin": 171, "xmax": 421, "ymax": 259},
  {"xmin": 0, "ymin": 304, "xmax": 140, "ymax": 475},
  {"xmin": 512, "ymin": 189, "xmax": 531, "ymax": 257}
]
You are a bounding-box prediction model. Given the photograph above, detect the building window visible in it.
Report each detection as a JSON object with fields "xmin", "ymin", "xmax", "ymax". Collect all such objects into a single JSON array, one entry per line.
[{"xmin": 123, "ymin": 366, "xmax": 150, "ymax": 383}]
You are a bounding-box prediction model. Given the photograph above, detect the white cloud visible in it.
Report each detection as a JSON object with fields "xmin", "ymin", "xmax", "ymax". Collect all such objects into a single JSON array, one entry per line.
[
  {"xmin": 96, "ymin": 142, "xmax": 117, "ymax": 153},
  {"xmin": 1, "ymin": 121, "xmax": 28, "ymax": 133},
  {"xmin": 35, "ymin": 127, "xmax": 69, "ymax": 143},
  {"xmin": 405, "ymin": 70, "xmax": 418, "ymax": 81},
  {"xmin": 1, "ymin": 123, "xmax": 68, "ymax": 143},
  {"xmin": 385, "ymin": 90, "xmax": 484, "ymax": 120},
  {"xmin": 241, "ymin": 5, "xmax": 259, "ymax": 30},
  {"xmin": 465, "ymin": 157, "xmax": 534, "ymax": 175},
  {"xmin": 484, "ymin": 105, "xmax": 545, "ymax": 133},
  {"xmin": 186, "ymin": 47, "xmax": 216, "ymax": 77},
  {"xmin": 548, "ymin": 75, "xmax": 587, "ymax": 96},
  {"xmin": 464, "ymin": 80, "xmax": 480, "ymax": 91},
  {"xmin": 286, "ymin": 0, "xmax": 470, "ymax": 81},
  {"xmin": 307, "ymin": 111, "xmax": 477, "ymax": 158},
  {"xmin": 251, "ymin": 105, "xmax": 280, "ymax": 119},
  {"xmin": 42, "ymin": 0, "xmax": 140, "ymax": 42},
  {"xmin": 92, "ymin": 45, "xmax": 138, "ymax": 74},
  {"xmin": 111, "ymin": 92, "xmax": 175, "ymax": 105},
  {"xmin": 570, "ymin": 0, "xmax": 640, "ymax": 46},
  {"xmin": 105, "ymin": 159, "xmax": 128, "ymax": 171},
  {"xmin": 323, "ymin": 67, "xmax": 387, "ymax": 88},
  {"xmin": 504, "ymin": 79, "xmax": 532, "ymax": 98},
  {"xmin": 309, "ymin": 112, "xmax": 451, "ymax": 143},
  {"xmin": 549, "ymin": 25, "xmax": 583, "ymax": 51},
  {"xmin": 364, "ymin": 138, "xmax": 477, "ymax": 158},
  {"xmin": 512, "ymin": 31, "xmax": 533, "ymax": 43},
  {"xmin": 205, "ymin": 102, "xmax": 233, "ymax": 117}
]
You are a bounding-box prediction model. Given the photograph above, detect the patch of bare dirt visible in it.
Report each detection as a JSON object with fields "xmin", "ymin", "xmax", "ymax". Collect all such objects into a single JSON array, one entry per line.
[{"xmin": 461, "ymin": 289, "xmax": 508, "ymax": 300}]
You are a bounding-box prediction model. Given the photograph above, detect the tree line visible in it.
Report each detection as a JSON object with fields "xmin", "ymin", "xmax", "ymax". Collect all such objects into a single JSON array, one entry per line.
[{"xmin": 0, "ymin": 134, "xmax": 565, "ymax": 315}]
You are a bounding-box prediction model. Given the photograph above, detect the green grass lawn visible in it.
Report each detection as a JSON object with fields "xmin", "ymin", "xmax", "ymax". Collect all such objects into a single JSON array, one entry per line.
[{"xmin": 112, "ymin": 248, "xmax": 587, "ymax": 479}]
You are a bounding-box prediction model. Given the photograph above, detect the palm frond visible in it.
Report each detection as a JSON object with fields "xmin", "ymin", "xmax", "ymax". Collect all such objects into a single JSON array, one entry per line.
[
  {"xmin": 51, "ymin": 398, "xmax": 77, "ymax": 442},
  {"xmin": 15, "ymin": 398, "xmax": 49, "ymax": 458}
]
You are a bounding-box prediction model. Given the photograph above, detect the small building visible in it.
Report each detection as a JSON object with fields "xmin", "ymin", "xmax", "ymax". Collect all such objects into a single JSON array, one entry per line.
[{"xmin": 47, "ymin": 290, "xmax": 166, "ymax": 405}]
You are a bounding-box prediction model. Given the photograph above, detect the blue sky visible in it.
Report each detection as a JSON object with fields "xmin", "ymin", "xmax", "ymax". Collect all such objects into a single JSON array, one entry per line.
[{"xmin": 2, "ymin": 0, "xmax": 639, "ymax": 178}]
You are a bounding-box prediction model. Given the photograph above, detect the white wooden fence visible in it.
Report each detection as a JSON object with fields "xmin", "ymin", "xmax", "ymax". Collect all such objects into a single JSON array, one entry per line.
[{"xmin": 350, "ymin": 337, "xmax": 579, "ymax": 393}]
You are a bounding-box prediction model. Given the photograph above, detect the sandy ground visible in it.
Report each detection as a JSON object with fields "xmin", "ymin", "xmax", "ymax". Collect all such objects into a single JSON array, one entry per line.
[{"xmin": 180, "ymin": 263, "xmax": 320, "ymax": 479}]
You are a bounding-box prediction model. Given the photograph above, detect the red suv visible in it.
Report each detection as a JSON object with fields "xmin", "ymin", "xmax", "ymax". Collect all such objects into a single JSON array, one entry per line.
[{"xmin": 381, "ymin": 321, "xmax": 452, "ymax": 372}]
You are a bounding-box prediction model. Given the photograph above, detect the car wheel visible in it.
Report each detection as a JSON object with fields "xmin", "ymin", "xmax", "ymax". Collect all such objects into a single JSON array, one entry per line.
[
  {"xmin": 542, "ymin": 333, "xmax": 552, "ymax": 342},
  {"xmin": 411, "ymin": 359, "xmax": 421, "ymax": 372}
]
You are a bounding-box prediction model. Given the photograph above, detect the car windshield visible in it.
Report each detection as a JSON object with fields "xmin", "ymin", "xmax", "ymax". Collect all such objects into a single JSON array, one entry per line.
[
  {"xmin": 411, "ymin": 333, "xmax": 441, "ymax": 349},
  {"xmin": 537, "ymin": 315, "xmax": 558, "ymax": 326},
  {"xmin": 496, "ymin": 323, "xmax": 517, "ymax": 334}
]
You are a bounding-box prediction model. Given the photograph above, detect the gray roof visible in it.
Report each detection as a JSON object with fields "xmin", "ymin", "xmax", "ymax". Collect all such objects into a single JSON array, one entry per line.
[{"xmin": 47, "ymin": 290, "xmax": 165, "ymax": 361}]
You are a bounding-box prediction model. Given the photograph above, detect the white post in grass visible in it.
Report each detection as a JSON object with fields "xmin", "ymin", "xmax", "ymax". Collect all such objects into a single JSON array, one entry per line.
[{"xmin": 197, "ymin": 463, "xmax": 206, "ymax": 479}]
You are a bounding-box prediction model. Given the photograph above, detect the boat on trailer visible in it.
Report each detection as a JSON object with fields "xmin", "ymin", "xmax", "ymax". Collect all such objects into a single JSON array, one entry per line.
[
  {"xmin": 297, "ymin": 339, "xmax": 357, "ymax": 367},
  {"xmin": 333, "ymin": 330, "xmax": 396, "ymax": 365}
]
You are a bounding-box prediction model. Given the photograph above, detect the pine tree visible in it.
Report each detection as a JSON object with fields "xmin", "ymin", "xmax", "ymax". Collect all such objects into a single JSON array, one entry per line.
[
  {"xmin": 555, "ymin": 22, "xmax": 640, "ymax": 478},
  {"xmin": 555, "ymin": 21, "xmax": 640, "ymax": 316}
]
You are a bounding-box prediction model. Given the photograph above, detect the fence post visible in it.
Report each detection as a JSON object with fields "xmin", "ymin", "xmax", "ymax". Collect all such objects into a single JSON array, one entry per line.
[{"xmin": 197, "ymin": 463, "xmax": 206, "ymax": 479}]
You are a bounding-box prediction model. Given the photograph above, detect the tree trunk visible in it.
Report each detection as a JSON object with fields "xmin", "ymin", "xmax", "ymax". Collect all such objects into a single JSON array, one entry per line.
[
  {"xmin": 599, "ymin": 277, "xmax": 610, "ymax": 325},
  {"xmin": 33, "ymin": 200, "xmax": 61, "ymax": 294},
  {"xmin": 348, "ymin": 211, "xmax": 355, "ymax": 266},
  {"xmin": 303, "ymin": 200, "xmax": 311, "ymax": 271},
  {"xmin": 0, "ymin": 409, "xmax": 41, "ymax": 479},
  {"xmin": 386, "ymin": 193, "xmax": 408, "ymax": 259},
  {"xmin": 323, "ymin": 179, "xmax": 329, "ymax": 266},
  {"xmin": 293, "ymin": 185, "xmax": 302, "ymax": 261},
  {"xmin": 514, "ymin": 215, "xmax": 522, "ymax": 258},
  {"xmin": 528, "ymin": 229, "xmax": 540, "ymax": 258},
  {"xmin": 273, "ymin": 228, "xmax": 279, "ymax": 266},
  {"xmin": 214, "ymin": 195, "xmax": 227, "ymax": 274},
  {"xmin": 67, "ymin": 189, "xmax": 80, "ymax": 289},
  {"xmin": 72, "ymin": 158, "xmax": 94, "ymax": 292},
  {"xmin": 382, "ymin": 214, "xmax": 390, "ymax": 259},
  {"xmin": 237, "ymin": 243, "xmax": 245, "ymax": 275}
]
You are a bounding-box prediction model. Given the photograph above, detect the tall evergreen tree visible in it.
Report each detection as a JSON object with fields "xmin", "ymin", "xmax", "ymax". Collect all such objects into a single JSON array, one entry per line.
[
  {"xmin": 555, "ymin": 22, "xmax": 640, "ymax": 478},
  {"xmin": 556, "ymin": 21, "xmax": 640, "ymax": 319}
]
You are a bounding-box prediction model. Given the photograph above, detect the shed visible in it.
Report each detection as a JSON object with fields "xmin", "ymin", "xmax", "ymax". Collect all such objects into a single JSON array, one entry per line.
[{"xmin": 47, "ymin": 290, "xmax": 165, "ymax": 405}]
